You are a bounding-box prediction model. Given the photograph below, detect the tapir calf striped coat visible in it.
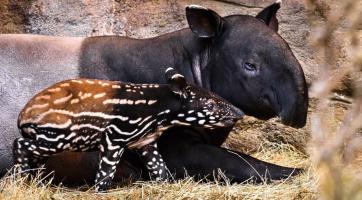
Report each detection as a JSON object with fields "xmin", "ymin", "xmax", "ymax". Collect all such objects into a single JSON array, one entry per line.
[{"xmin": 14, "ymin": 68, "xmax": 243, "ymax": 192}]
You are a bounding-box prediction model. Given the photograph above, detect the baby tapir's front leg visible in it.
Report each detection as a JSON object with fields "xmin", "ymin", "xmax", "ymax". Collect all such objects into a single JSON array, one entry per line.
[
  {"xmin": 95, "ymin": 130, "xmax": 124, "ymax": 192},
  {"xmin": 138, "ymin": 142, "xmax": 169, "ymax": 181}
]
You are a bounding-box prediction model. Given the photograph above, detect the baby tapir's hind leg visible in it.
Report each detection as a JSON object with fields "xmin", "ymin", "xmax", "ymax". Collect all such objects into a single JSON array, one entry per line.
[
  {"xmin": 13, "ymin": 138, "xmax": 59, "ymax": 174},
  {"xmin": 94, "ymin": 131, "xmax": 124, "ymax": 193},
  {"xmin": 138, "ymin": 142, "xmax": 169, "ymax": 181}
]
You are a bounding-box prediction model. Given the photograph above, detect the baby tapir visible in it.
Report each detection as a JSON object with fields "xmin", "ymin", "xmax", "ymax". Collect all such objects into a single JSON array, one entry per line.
[{"xmin": 14, "ymin": 68, "xmax": 243, "ymax": 192}]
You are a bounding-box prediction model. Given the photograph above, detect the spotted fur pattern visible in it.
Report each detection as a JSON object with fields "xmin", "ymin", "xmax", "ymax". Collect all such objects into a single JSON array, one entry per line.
[{"xmin": 14, "ymin": 68, "xmax": 243, "ymax": 192}]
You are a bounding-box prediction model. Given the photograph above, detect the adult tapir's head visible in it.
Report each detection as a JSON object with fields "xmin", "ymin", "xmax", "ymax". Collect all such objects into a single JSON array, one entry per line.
[{"xmin": 185, "ymin": 1, "xmax": 308, "ymax": 128}]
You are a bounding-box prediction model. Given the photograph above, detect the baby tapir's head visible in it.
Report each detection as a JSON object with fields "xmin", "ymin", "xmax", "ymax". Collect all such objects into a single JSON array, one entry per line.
[{"xmin": 165, "ymin": 68, "xmax": 244, "ymax": 128}]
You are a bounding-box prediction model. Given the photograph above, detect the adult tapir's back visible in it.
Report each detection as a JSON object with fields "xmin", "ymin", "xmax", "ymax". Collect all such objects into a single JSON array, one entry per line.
[
  {"xmin": 0, "ymin": 34, "xmax": 84, "ymax": 169},
  {"xmin": 0, "ymin": 2, "xmax": 308, "ymax": 178}
]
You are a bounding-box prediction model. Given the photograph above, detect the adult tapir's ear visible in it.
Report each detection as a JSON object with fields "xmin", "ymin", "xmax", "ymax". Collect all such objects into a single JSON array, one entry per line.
[
  {"xmin": 165, "ymin": 67, "xmax": 188, "ymax": 98},
  {"xmin": 256, "ymin": 0, "xmax": 281, "ymax": 32},
  {"xmin": 186, "ymin": 5, "xmax": 224, "ymax": 38}
]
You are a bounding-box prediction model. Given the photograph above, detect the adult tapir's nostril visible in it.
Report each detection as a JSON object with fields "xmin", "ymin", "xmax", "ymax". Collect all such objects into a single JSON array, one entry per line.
[
  {"xmin": 262, "ymin": 93, "xmax": 273, "ymax": 107},
  {"xmin": 261, "ymin": 87, "xmax": 280, "ymax": 114}
]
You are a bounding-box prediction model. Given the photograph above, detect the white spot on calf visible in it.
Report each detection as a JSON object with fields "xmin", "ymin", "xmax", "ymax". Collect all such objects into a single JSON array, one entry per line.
[
  {"xmin": 112, "ymin": 85, "xmax": 121, "ymax": 89},
  {"xmin": 186, "ymin": 117, "xmax": 196, "ymax": 122},
  {"xmin": 57, "ymin": 143, "xmax": 64, "ymax": 149},
  {"xmin": 60, "ymin": 83, "xmax": 70, "ymax": 87},
  {"xmin": 70, "ymin": 98, "xmax": 80, "ymax": 104}
]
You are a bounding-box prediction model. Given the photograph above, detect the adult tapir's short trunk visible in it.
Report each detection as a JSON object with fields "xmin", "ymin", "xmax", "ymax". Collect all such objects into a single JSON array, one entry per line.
[{"xmin": 278, "ymin": 57, "xmax": 309, "ymax": 128}]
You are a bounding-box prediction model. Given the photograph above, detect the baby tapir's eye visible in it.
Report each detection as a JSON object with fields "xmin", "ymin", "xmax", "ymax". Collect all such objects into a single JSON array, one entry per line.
[{"xmin": 206, "ymin": 99, "xmax": 216, "ymax": 110}]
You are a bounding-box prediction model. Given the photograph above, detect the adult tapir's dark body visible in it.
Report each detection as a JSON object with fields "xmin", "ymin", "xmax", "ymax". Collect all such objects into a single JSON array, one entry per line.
[{"xmin": 0, "ymin": 2, "xmax": 308, "ymax": 184}]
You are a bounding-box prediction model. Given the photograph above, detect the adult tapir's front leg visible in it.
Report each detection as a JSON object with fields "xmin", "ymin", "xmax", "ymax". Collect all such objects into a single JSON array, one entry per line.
[{"xmin": 157, "ymin": 127, "xmax": 303, "ymax": 183}]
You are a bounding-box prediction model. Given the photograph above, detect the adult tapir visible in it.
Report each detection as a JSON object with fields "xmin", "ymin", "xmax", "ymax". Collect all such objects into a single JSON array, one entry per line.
[{"xmin": 0, "ymin": 2, "xmax": 308, "ymax": 184}]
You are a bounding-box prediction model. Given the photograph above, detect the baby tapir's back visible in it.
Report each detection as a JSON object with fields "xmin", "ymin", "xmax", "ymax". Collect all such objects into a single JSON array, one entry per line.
[{"xmin": 17, "ymin": 79, "xmax": 161, "ymax": 150}]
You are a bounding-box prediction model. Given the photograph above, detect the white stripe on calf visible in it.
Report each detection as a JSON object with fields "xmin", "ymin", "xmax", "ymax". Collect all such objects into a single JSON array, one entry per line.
[
  {"xmin": 71, "ymin": 80, "xmax": 83, "ymax": 84},
  {"xmin": 20, "ymin": 109, "xmax": 129, "ymax": 125},
  {"xmin": 129, "ymin": 117, "xmax": 142, "ymax": 124},
  {"xmin": 64, "ymin": 132, "xmax": 77, "ymax": 140},
  {"xmin": 36, "ymin": 134, "xmax": 65, "ymax": 142},
  {"xmin": 147, "ymin": 100, "xmax": 157, "ymax": 105},
  {"xmin": 24, "ymin": 103, "xmax": 49, "ymax": 114},
  {"xmin": 103, "ymin": 99, "xmax": 134, "ymax": 105},
  {"xmin": 107, "ymin": 124, "xmax": 138, "ymax": 136},
  {"xmin": 38, "ymin": 119, "xmax": 72, "ymax": 129},
  {"xmin": 102, "ymin": 157, "xmax": 117, "ymax": 165},
  {"xmin": 48, "ymin": 87, "xmax": 61, "ymax": 93},
  {"xmin": 114, "ymin": 119, "xmax": 156, "ymax": 142},
  {"xmin": 171, "ymin": 74, "xmax": 184, "ymax": 80},
  {"xmin": 106, "ymin": 134, "xmax": 120, "ymax": 150},
  {"xmin": 171, "ymin": 120, "xmax": 191, "ymax": 126},
  {"xmin": 70, "ymin": 124, "xmax": 105, "ymax": 132},
  {"xmin": 35, "ymin": 95, "xmax": 51, "ymax": 100},
  {"xmin": 138, "ymin": 115, "xmax": 153, "ymax": 126},
  {"xmin": 93, "ymin": 93, "xmax": 106, "ymax": 99},
  {"xmin": 134, "ymin": 100, "xmax": 147, "ymax": 105},
  {"xmin": 165, "ymin": 67, "xmax": 174, "ymax": 73}
]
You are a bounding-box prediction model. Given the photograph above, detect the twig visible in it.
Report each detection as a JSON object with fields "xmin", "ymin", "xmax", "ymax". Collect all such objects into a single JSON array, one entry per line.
[{"xmin": 212, "ymin": 0, "xmax": 263, "ymax": 9}]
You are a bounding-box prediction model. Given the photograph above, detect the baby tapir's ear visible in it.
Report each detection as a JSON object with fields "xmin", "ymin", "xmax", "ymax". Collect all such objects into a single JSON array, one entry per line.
[{"xmin": 165, "ymin": 67, "xmax": 188, "ymax": 98}]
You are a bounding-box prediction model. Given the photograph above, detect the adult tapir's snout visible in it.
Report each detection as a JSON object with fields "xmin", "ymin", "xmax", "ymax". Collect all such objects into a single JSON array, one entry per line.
[
  {"xmin": 258, "ymin": 46, "xmax": 308, "ymax": 128},
  {"xmin": 277, "ymin": 58, "xmax": 308, "ymax": 128}
]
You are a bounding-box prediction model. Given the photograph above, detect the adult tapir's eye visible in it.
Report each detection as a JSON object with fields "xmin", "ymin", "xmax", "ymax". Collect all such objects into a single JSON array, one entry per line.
[{"xmin": 243, "ymin": 62, "xmax": 257, "ymax": 71}]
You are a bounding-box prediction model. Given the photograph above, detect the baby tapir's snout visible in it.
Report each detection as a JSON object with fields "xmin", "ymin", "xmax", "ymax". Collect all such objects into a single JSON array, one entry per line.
[
  {"xmin": 206, "ymin": 97, "xmax": 244, "ymax": 127},
  {"xmin": 220, "ymin": 103, "xmax": 244, "ymax": 126},
  {"xmin": 165, "ymin": 67, "xmax": 244, "ymax": 128}
]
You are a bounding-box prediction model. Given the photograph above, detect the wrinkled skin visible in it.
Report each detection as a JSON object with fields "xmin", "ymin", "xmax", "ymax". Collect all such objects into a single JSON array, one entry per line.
[{"xmin": 0, "ymin": 2, "xmax": 308, "ymax": 185}]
